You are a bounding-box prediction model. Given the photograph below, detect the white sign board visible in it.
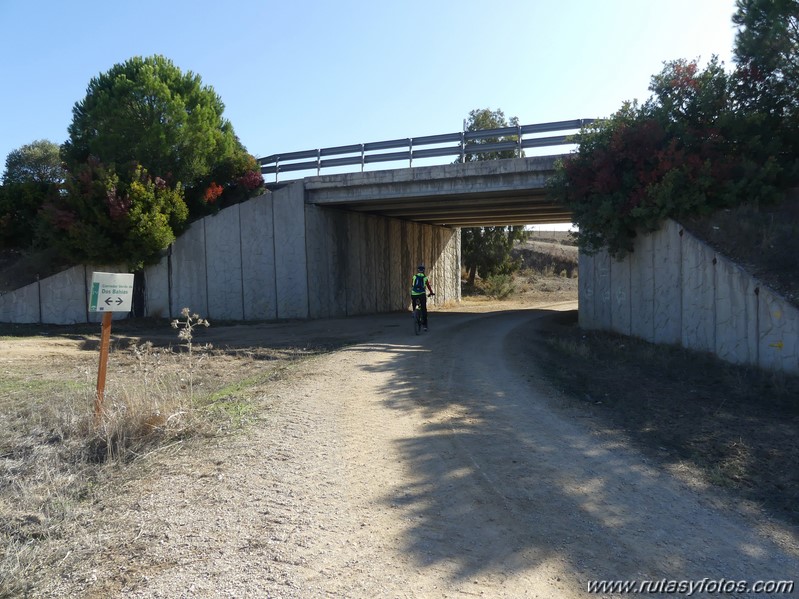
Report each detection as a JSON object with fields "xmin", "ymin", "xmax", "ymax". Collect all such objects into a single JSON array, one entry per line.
[{"xmin": 89, "ymin": 272, "xmax": 135, "ymax": 313}]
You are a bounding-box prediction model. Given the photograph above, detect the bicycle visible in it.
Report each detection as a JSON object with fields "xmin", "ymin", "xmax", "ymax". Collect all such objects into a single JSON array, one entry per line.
[{"xmin": 412, "ymin": 292, "xmax": 434, "ymax": 335}]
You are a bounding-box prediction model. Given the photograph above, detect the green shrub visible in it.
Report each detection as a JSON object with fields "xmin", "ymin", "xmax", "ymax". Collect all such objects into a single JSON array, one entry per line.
[
  {"xmin": 549, "ymin": 57, "xmax": 793, "ymax": 259},
  {"xmin": 483, "ymin": 273, "xmax": 516, "ymax": 299}
]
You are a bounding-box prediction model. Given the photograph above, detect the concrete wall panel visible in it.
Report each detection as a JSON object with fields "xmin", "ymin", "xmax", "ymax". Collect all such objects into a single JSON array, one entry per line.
[
  {"xmin": 0, "ymin": 281, "xmax": 40, "ymax": 323},
  {"xmin": 758, "ymin": 287, "xmax": 799, "ymax": 372},
  {"xmin": 40, "ymin": 265, "xmax": 87, "ymax": 324},
  {"xmin": 681, "ymin": 235, "xmax": 715, "ymax": 352},
  {"xmin": 715, "ymin": 257, "xmax": 758, "ymax": 364},
  {"xmin": 240, "ymin": 194, "xmax": 277, "ymax": 321},
  {"xmin": 170, "ymin": 220, "xmax": 208, "ymax": 319},
  {"xmin": 629, "ymin": 233, "xmax": 655, "ymax": 340},
  {"xmin": 609, "ymin": 255, "xmax": 631, "ymax": 335},
  {"xmin": 652, "ymin": 221, "xmax": 681, "ymax": 344},
  {"xmin": 205, "ymin": 204, "xmax": 244, "ymax": 321},
  {"xmin": 345, "ymin": 213, "xmax": 363, "ymax": 315},
  {"xmin": 144, "ymin": 258, "xmax": 170, "ymax": 319},
  {"xmin": 401, "ymin": 221, "xmax": 412, "ymax": 310},
  {"xmin": 330, "ymin": 210, "xmax": 349, "ymax": 317},
  {"xmin": 375, "ymin": 217, "xmax": 391, "ymax": 312},
  {"xmin": 593, "ymin": 250, "xmax": 612, "ymax": 330},
  {"xmin": 579, "ymin": 218, "xmax": 799, "ymax": 374},
  {"xmin": 431, "ymin": 228, "xmax": 444, "ymax": 305},
  {"xmin": 362, "ymin": 215, "xmax": 378, "ymax": 314},
  {"xmin": 389, "ymin": 219, "xmax": 403, "ymax": 309},
  {"xmin": 423, "ymin": 225, "xmax": 433, "ymax": 301},
  {"xmin": 305, "ymin": 204, "xmax": 330, "ymax": 319},
  {"xmin": 578, "ymin": 252, "xmax": 595, "ymax": 330},
  {"xmin": 444, "ymin": 228, "xmax": 460, "ymax": 304},
  {"xmin": 273, "ymin": 183, "xmax": 309, "ymax": 319}
]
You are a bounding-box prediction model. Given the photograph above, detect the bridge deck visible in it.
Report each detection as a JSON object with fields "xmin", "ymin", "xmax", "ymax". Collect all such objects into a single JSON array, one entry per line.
[{"xmin": 266, "ymin": 155, "xmax": 571, "ymax": 227}]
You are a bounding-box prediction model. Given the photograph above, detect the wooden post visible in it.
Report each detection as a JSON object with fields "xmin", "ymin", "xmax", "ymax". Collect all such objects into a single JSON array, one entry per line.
[{"xmin": 95, "ymin": 311, "xmax": 113, "ymax": 425}]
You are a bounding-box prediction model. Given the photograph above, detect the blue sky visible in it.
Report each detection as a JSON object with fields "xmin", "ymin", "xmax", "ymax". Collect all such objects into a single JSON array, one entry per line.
[{"xmin": 1, "ymin": 0, "xmax": 739, "ymax": 178}]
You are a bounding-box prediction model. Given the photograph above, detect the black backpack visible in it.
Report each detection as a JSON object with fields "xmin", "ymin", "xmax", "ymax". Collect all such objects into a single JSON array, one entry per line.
[{"xmin": 412, "ymin": 273, "xmax": 426, "ymax": 293}]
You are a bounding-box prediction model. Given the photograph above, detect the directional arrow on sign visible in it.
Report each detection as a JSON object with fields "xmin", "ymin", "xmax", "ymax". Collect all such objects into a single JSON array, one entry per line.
[{"xmin": 104, "ymin": 297, "xmax": 124, "ymax": 306}]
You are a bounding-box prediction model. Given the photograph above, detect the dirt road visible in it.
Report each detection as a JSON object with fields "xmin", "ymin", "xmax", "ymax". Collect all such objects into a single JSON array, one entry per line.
[{"xmin": 37, "ymin": 303, "xmax": 799, "ymax": 598}]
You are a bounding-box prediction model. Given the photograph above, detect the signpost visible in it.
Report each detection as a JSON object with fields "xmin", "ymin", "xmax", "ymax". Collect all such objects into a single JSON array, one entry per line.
[{"xmin": 89, "ymin": 272, "xmax": 134, "ymax": 424}]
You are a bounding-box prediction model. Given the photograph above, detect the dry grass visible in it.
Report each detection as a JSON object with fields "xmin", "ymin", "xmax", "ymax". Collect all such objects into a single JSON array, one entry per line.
[
  {"xmin": 462, "ymin": 237, "xmax": 580, "ymax": 304},
  {"xmin": 0, "ymin": 313, "xmax": 329, "ymax": 597},
  {"xmin": 524, "ymin": 311, "xmax": 799, "ymax": 528},
  {"xmin": 683, "ymin": 191, "xmax": 799, "ymax": 308}
]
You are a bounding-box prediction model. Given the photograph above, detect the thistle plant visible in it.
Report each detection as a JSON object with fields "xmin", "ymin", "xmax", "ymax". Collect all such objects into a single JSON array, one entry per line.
[{"xmin": 171, "ymin": 308, "xmax": 211, "ymax": 399}]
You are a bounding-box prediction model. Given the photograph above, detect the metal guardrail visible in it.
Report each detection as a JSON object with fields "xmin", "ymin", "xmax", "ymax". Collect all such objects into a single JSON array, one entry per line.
[{"xmin": 258, "ymin": 118, "xmax": 594, "ymax": 182}]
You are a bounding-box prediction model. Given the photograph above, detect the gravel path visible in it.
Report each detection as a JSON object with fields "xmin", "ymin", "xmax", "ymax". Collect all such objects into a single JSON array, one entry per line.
[{"xmin": 37, "ymin": 304, "xmax": 799, "ymax": 598}]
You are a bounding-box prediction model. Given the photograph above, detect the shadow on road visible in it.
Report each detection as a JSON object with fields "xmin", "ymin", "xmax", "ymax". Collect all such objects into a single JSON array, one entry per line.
[{"xmin": 356, "ymin": 308, "xmax": 798, "ymax": 589}]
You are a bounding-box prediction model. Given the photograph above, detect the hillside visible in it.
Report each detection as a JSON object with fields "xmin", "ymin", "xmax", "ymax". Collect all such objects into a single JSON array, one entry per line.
[{"xmin": 683, "ymin": 189, "xmax": 799, "ymax": 309}]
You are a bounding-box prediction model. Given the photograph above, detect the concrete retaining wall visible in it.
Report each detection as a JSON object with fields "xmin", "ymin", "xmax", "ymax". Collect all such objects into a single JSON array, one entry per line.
[
  {"xmin": 0, "ymin": 183, "xmax": 461, "ymax": 324},
  {"xmin": 0, "ymin": 264, "xmax": 133, "ymax": 325},
  {"xmin": 579, "ymin": 219, "xmax": 799, "ymax": 375}
]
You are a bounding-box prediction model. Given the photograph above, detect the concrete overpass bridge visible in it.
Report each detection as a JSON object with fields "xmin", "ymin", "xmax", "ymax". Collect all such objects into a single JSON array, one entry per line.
[
  {"xmin": 0, "ymin": 121, "xmax": 588, "ymax": 325},
  {"xmin": 289, "ymin": 155, "xmax": 570, "ymax": 227},
  {"xmin": 259, "ymin": 119, "xmax": 591, "ymax": 227}
]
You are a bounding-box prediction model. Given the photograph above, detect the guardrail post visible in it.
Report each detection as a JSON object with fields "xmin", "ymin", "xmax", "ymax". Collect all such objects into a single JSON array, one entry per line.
[{"xmin": 316, "ymin": 149, "xmax": 321, "ymax": 176}]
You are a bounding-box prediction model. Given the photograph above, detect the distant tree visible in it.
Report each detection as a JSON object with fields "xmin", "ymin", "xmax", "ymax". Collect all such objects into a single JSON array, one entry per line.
[
  {"xmin": 732, "ymin": 0, "xmax": 799, "ymax": 180},
  {"xmin": 0, "ymin": 140, "xmax": 63, "ymax": 248},
  {"xmin": 461, "ymin": 226, "xmax": 522, "ymax": 285},
  {"xmin": 461, "ymin": 107, "xmax": 522, "ymax": 162},
  {"xmin": 61, "ymin": 55, "xmax": 262, "ymax": 218},
  {"xmin": 458, "ymin": 108, "xmax": 525, "ymax": 285},
  {"xmin": 0, "ymin": 182, "xmax": 58, "ymax": 248},
  {"xmin": 2, "ymin": 140, "xmax": 63, "ymax": 185},
  {"xmin": 733, "ymin": 0, "xmax": 799, "ymax": 111}
]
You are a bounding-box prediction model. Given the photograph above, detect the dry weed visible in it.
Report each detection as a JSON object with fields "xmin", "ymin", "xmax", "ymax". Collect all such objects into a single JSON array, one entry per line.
[{"xmin": 0, "ymin": 308, "xmax": 271, "ymax": 596}]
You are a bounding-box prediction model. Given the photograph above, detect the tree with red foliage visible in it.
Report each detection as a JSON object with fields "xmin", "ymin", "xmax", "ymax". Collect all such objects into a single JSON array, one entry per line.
[{"xmin": 549, "ymin": 54, "xmax": 788, "ymax": 258}]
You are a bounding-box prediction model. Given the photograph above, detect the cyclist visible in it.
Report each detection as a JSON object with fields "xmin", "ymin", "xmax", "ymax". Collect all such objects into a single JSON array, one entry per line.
[{"xmin": 410, "ymin": 265, "xmax": 435, "ymax": 331}]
